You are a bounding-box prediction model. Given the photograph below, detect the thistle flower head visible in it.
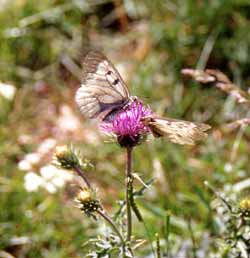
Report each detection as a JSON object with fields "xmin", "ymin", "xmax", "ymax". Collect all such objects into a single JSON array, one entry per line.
[{"xmin": 100, "ymin": 99, "xmax": 153, "ymax": 147}]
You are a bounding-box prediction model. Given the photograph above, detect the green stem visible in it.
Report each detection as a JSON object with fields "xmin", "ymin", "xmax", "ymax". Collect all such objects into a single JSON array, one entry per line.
[
  {"xmin": 188, "ymin": 219, "xmax": 197, "ymax": 258},
  {"xmin": 97, "ymin": 209, "xmax": 126, "ymax": 257},
  {"xmin": 165, "ymin": 211, "xmax": 171, "ymax": 257},
  {"xmin": 126, "ymin": 147, "xmax": 133, "ymax": 242},
  {"xmin": 156, "ymin": 233, "xmax": 161, "ymax": 258},
  {"xmin": 205, "ymin": 181, "xmax": 233, "ymax": 213}
]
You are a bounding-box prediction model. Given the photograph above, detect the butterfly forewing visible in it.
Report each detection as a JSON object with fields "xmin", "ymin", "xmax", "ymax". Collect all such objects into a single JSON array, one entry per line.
[
  {"xmin": 142, "ymin": 117, "xmax": 211, "ymax": 145},
  {"xmin": 75, "ymin": 51, "xmax": 130, "ymax": 120}
]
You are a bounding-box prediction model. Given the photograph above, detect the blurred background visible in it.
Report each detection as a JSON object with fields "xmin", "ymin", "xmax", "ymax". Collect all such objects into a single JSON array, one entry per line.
[{"xmin": 1, "ymin": 0, "xmax": 250, "ymax": 257}]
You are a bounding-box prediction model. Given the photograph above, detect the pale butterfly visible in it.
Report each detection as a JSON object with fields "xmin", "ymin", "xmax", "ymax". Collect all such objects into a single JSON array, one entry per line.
[
  {"xmin": 75, "ymin": 51, "xmax": 132, "ymax": 122},
  {"xmin": 76, "ymin": 51, "xmax": 210, "ymax": 145},
  {"xmin": 141, "ymin": 116, "xmax": 211, "ymax": 145}
]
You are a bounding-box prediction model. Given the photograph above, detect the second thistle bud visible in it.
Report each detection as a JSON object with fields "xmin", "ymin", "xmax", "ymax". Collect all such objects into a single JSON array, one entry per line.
[
  {"xmin": 54, "ymin": 145, "xmax": 80, "ymax": 169},
  {"xmin": 239, "ymin": 197, "xmax": 250, "ymax": 219},
  {"xmin": 75, "ymin": 188, "xmax": 101, "ymax": 217}
]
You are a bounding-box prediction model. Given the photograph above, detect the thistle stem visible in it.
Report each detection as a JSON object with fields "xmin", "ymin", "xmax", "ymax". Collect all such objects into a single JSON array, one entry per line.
[
  {"xmin": 73, "ymin": 165, "xmax": 92, "ymax": 189},
  {"xmin": 97, "ymin": 209, "xmax": 135, "ymax": 257},
  {"xmin": 126, "ymin": 147, "xmax": 133, "ymax": 242},
  {"xmin": 97, "ymin": 209, "xmax": 125, "ymax": 245}
]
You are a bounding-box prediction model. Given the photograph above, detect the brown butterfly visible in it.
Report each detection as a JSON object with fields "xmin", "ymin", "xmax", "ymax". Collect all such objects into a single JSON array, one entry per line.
[
  {"xmin": 141, "ymin": 116, "xmax": 211, "ymax": 145},
  {"xmin": 75, "ymin": 51, "xmax": 131, "ymax": 122}
]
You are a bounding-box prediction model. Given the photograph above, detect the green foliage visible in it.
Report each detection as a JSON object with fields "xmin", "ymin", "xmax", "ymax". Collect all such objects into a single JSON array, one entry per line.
[{"xmin": 1, "ymin": 0, "xmax": 250, "ymax": 257}]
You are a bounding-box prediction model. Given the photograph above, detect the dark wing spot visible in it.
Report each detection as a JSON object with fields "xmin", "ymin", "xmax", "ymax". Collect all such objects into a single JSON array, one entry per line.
[
  {"xmin": 107, "ymin": 71, "xmax": 112, "ymax": 75},
  {"xmin": 113, "ymin": 78, "xmax": 119, "ymax": 85}
]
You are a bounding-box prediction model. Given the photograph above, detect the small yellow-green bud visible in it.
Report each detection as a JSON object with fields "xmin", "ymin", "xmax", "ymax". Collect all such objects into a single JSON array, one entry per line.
[
  {"xmin": 75, "ymin": 188, "xmax": 101, "ymax": 215},
  {"xmin": 54, "ymin": 145, "xmax": 79, "ymax": 169},
  {"xmin": 239, "ymin": 198, "xmax": 250, "ymax": 210},
  {"xmin": 55, "ymin": 145, "xmax": 69, "ymax": 159},
  {"xmin": 77, "ymin": 189, "xmax": 92, "ymax": 203}
]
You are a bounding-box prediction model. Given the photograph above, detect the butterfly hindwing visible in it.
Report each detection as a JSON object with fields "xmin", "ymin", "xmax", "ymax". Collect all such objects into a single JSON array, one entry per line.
[
  {"xmin": 75, "ymin": 51, "xmax": 130, "ymax": 120},
  {"xmin": 142, "ymin": 117, "xmax": 210, "ymax": 145}
]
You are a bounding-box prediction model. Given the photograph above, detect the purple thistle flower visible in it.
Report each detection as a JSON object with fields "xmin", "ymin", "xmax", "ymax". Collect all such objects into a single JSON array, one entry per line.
[{"xmin": 100, "ymin": 99, "xmax": 153, "ymax": 147}]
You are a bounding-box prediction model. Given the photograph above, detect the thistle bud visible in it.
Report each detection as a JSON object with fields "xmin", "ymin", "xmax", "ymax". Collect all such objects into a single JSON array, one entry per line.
[
  {"xmin": 54, "ymin": 145, "xmax": 79, "ymax": 169},
  {"xmin": 239, "ymin": 198, "xmax": 250, "ymax": 210},
  {"xmin": 55, "ymin": 145, "xmax": 69, "ymax": 159},
  {"xmin": 77, "ymin": 188, "xmax": 91, "ymax": 202},
  {"xmin": 75, "ymin": 188, "xmax": 101, "ymax": 216}
]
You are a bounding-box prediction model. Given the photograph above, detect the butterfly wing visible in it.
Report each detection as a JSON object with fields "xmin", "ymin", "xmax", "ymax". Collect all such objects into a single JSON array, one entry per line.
[
  {"xmin": 75, "ymin": 51, "xmax": 130, "ymax": 120},
  {"xmin": 142, "ymin": 117, "xmax": 211, "ymax": 145}
]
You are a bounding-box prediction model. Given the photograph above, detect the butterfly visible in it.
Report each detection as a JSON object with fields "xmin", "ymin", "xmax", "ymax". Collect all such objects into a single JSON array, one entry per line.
[
  {"xmin": 76, "ymin": 50, "xmax": 211, "ymax": 145},
  {"xmin": 75, "ymin": 51, "xmax": 131, "ymax": 122},
  {"xmin": 141, "ymin": 116, "xmax": 211, "ymax": 145}
]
